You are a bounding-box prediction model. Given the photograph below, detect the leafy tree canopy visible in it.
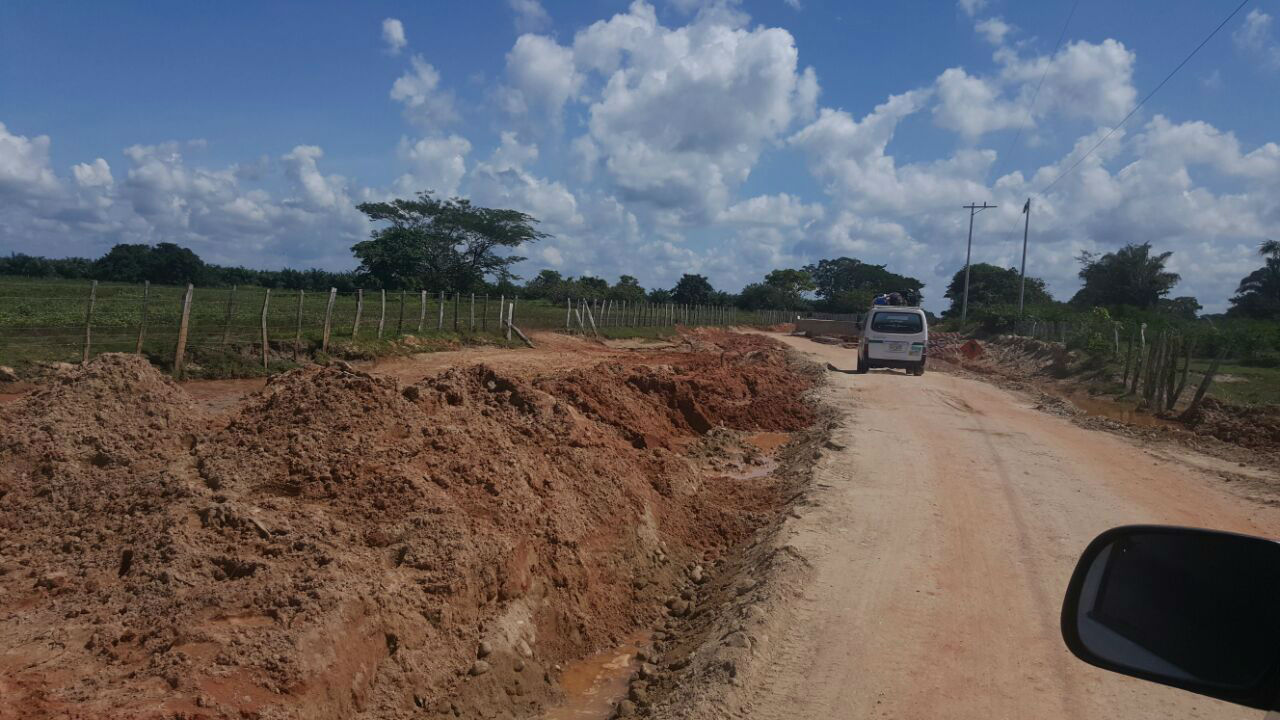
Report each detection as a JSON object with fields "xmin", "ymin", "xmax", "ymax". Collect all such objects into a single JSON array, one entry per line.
[
  {"xmin": 803, "ymin": 257, "xmax": 923, "ymax": 311},
  {"xmin": 671, "ymin": 273, "xmax": 715, "ymax": 305},
  {"xmin": 943, "ymin": 263, "xmax": 1052, "ymax": 317},
  {"xmin": 354, "ymin": 192, "xmax": 548, "ymax": 291},
  {"xmin": 1228, "ymin": 240, "xmax": 1280, "ymax": 320},
  {"xmin": 647, "ymin": 288, "xmax": 673, "ymax": 303},
  {"xmin": 608, "ymin": 275, "xmax": 647, "ymax": 303},
  {"xmin": 1071, "ymin": 242, "xmax": 1179, "ymax": 309},
  {"xmin": 522, "ymin": 269, "xmax": 564, "ymax": 299},
  {"xmin": 1158, "ymin": 296, "xmax": 1203, "ymax": 321},
  {"xmin": 738, "ymin": 282, "xmax": 795, "ymax": 310}
]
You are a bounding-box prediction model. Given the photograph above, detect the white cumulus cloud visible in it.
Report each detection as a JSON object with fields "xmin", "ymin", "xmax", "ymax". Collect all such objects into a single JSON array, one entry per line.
[
  {"xmin": 382, "ymin": 18, "xmax": 407, "ymax": 54},
  {"xmin": 395, "ymin": 135, "xmax": 472, "ymax": 197},
  {"xmin": 509, "ymin": 0, "xmax": 551, "ymax": 34},
  {"xmin": 975, "ymin": 17, "xmax": 1012, "ymax": 46},
  {"xmin": 72, "ymin": 158, "xmax": 113, "ymax": 188},
  {"xmin": 565, "ymin": 1, "xmax": 820, "ymax": 221},
  {"xmin": 0, "ymin": 122, "xmax": 61, "ymax": 198},
  {"xmin": 1234, "ymin": 9, "xmax": 1280, "ymax": 69},
  {"xmin": 502, "ymin": 34, "xmax": 583, "ymax": 120},
  {"xmin": 390, "ymin": 55, "xmax": 459, "ymax": 128}
]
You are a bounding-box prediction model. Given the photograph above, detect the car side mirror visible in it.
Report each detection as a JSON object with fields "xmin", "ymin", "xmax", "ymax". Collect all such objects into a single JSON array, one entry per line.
[{"xmin": 1062, "ymin": 525, "xmax": 1280, "ymax": 710}]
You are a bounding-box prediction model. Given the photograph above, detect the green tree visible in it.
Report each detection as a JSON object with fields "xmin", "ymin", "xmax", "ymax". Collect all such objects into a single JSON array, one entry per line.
[
  {"xmin": 764, "ymin": 268, "xmax": 815, "ymax": 305},
  {"xmin": 523, "ymin": 269, "xmax": 564, "ymax": 299},
  {"xmin": 647, "ymin": 288, "xmax": 673, "ymax": 303},
  {"xmin": 1071, "ymin": 243, "xmax": 1179, "ymax": 309},
  {"xmin": 737, "ymin": 283, "xmax": 793, "ymax": 310},
  {"xmin": 803, "ymin": 257, "xmax": 923, "ymax": 311},
  {"xmin": 576, "ymin": 276, "xmax": 609, "ymax": 299},
  {"xmin": 147, "ymin": 243, "xmax": 208, "ymax": 285},
  {"xmin": 1158, "ymin": 296, "xmax": 1202, "ymax": 321},
  {"xmin": 1228, "ymin": 240, "xmax": 1280, "ymax": 320},
  {"xmin": 354, "ymin": 192, "xmax": 547, "ymax": 291},
  {"xmin": 608, "ymin": 275, "xmax": 647, "ymax": 303},
  {"xmin": 93, "ymin": 244, "xmax": 154, "ymax": 283},
  {"xmin": 671, "ymin": 274, "xmax": 715, "ymax": 304},
  {"xmin": 943, "ymin": 263, "xmax": 1052, "ymax": 317}
]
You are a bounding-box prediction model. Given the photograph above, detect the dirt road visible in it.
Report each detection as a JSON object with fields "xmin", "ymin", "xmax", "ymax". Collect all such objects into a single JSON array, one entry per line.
[{"xmin": 739, "ymin": 334, "xmax": 1279, "ymax": 719}]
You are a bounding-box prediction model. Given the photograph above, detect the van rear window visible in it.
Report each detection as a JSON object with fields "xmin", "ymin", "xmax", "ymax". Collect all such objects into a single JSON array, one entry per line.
[{"xmin": 871, "ymin": 312, "xmax": 923, "ymax": 334}]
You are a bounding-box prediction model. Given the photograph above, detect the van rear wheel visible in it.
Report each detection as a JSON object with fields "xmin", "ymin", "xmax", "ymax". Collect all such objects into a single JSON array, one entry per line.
[
  {"xmin": 911, "ymin": 362, "xmax": 925, "ymax": 376},
  {"xmin": 855, "ymin": 350, "xmax": 870, "ymax": 374}
]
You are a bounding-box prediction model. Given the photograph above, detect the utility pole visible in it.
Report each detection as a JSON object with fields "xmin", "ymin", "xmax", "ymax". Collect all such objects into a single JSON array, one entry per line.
[
  {"xmin": 961, "ymin": 202, "xmax": 997, "ymax": 324},
  {"xmin": 1018, "ymin": 197, "xmax": 1031, "ymax": 318}
]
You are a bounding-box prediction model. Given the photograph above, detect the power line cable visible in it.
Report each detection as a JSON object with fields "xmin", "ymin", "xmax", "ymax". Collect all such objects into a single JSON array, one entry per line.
[
  {"xmin": 991, "ymin": 0, "xmax": 1081, "ymax": 180},
  {"xmin": 1034, "ymin": 0, "xmax": 1252, "ymax": 198}
]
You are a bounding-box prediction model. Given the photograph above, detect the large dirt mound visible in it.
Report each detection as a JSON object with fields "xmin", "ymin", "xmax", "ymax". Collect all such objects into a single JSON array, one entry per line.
[
  {"xmin": 536, "ymin": 348, "xmax": 814, "ymax": 452},
  {"xmin": 0, "ymin": 335, "xmax": 816, "ymax": 719},
  {"xmin": 1184, "ymin": 397, "xmax": 1280, "ymax": 451}
]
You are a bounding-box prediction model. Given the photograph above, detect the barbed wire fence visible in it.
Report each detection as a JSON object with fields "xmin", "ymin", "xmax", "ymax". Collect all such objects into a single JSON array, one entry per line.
[{"xmin": 0, "ymin": 279, "xmax": 802, "ymax": 378}]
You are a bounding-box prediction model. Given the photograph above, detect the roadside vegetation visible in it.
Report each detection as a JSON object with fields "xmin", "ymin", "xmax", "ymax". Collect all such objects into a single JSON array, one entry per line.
[
  {"xmin": 1, "ymin": 184, "xmax": 1276, "ymax": 402},
  {"xmin": 932, "ymin": 241, "xmax": 1280, "ymax": 415}
]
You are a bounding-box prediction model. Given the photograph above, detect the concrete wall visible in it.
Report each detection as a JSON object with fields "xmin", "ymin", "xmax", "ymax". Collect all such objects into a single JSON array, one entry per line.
[{"xmin": 795, "ymin": 318, "xmax": 861, "ymax": 337}]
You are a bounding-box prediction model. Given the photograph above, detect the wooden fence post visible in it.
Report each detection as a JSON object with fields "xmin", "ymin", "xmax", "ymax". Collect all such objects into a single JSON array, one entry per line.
[
  {"xmin": 352, "ymin": 289, "xmax": 364, "ymax": 339},
  {"xmin": 397, "ymin": 290, "xmax": 406, "ymax": 335},
  {"xmin": 293, "ymin": 289, "xmax": 305, "ymax": 362},
  {"xmin": 470, "ymin": 293, "xmax": 475, "ymax": 331},
  {"xmin": 81, "ymin": 280, "xmax": 97, "ymax": 363},
  {"xmin": 438, "ymin": 291, "xmax": 445, "ymax": 330},
  {"xmin": 1180, "ymin": 346, "xmax": 1227, "ymax": 422},
  {"xmin": 321, "ymin": 287, "xmax": 336, "ymax": 352},
  {"xmin": 1122, "ymin": 329, "xmax": 1135, "ymax": 386},
  {"xmin": 221, "ymin": 285, "xmax": 237, "ymax": 345},
  {"xmin": 506, "ymin": 300, "xmax": 515, "ymax": 341},
  {"xmin": 418, "ymin": 290, "xmax": 427, "ymax": 333},
  {"xmin": 453, "ymin": 292, "xmax": 460, "ymax": 331},
  {"xmin": 498, "ymin": 294, "xmax": 505, "ymax": 333},
  {"xmin": 173, "ymin": 284, "xmax": 194, "ymax": 379},
  {"xmin": 583, "ymin": 301, "xmax": 598, "ymax": 338},
  {"xmin": 135, "ymin": 280, "xmax": 150, "ymax": 354},
  {"xmin": 260, "ymin": 289, "xmax": 271, "ymax": 370},
  {"xmin": 377, "ymin": 289, "xmax": 387, "ymax": 339}
]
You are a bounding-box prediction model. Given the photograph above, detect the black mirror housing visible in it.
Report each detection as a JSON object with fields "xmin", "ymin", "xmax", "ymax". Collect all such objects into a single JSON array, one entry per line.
[{"xmin": 1062, "ymin": 525, "xmax": 1280, "ymax": 710}]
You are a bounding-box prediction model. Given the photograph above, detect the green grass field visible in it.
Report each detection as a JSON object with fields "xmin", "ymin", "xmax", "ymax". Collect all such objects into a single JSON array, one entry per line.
[
  {"xmin": 1182, "ymin": 361, "xmax": 1280, "ymax": 406},
  {"xmin": 1075, "ymin": 354, "xmax": 1280, "ymax": 408},
  {"xmin": 0, "ymin": 276, "xmax": 769, "ymax": 376}
]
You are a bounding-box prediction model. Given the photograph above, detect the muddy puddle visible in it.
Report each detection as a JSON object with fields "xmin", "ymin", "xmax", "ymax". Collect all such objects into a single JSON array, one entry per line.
[
  {"xmin": 1066, "ymin": 392, "xmax": 1179, "ymax": 429},
  {"xmin": 746, "ymin": 431, "xmax": 791, "ymax": 453},
  {"xmin": 543, "ymin": 633, "xmax": 648, "ymax": 720}
]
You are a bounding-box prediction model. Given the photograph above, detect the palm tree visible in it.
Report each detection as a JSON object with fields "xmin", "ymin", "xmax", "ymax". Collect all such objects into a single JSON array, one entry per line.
[
  {"xmin": 1073, "ymin": 242, "xmax": 1180, "ymax": 308},
  {"xmin": 1228, "ymin": 239, "xmax": 1280, "ymax": 319}
]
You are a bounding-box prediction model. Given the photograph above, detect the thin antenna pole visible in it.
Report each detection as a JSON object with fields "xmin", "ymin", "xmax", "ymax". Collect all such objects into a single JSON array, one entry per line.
[
  {"xmin": 960, "ymin": 202, "xmax": 996, "ymax": 324},
  {"xmin": 1018, "ymin": 198, "xmax": 1031, "ymax": 318}
]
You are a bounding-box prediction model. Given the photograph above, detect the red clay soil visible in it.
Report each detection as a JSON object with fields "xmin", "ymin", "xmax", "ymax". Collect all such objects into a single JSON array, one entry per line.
[
  {"xmin": 1184, "ymin": 397, "xmax": 1280, "ymax": 451},
  {"xmin": 0, "ymin": 331, "xmax": 816, "ymax": 720}
]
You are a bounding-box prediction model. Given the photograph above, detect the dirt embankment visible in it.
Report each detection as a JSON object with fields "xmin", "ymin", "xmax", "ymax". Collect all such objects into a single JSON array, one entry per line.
[
  {"xmin": 0, "ymin": 331, "xmax": 820, "ymax": 720},
  {"xmin": 930, "ymin": 334, "xmax": 1280, "ymax": 459}
]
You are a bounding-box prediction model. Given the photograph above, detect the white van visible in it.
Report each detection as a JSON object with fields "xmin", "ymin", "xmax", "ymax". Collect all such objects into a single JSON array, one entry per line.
[{"xmin": 856, "ymin": 306, "xmax": 928, "ymax": 375}]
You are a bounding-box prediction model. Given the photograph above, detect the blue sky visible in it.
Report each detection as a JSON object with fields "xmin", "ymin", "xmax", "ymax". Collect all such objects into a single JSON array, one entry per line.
[{"xmin": 2, "ymin": 0, "xmax": 1278, "ymax": 312}]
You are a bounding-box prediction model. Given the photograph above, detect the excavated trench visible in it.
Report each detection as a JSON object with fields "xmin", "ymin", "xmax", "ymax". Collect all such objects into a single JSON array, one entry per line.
[{"xmin": 0, "ymin": 330, "xmax": 822, "ymax": 720}]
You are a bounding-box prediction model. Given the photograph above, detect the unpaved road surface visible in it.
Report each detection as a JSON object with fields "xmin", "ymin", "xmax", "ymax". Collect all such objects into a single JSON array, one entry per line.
[{"xmin": 741, "ymin": 334, "xmax": 1279, "ymax": 720}]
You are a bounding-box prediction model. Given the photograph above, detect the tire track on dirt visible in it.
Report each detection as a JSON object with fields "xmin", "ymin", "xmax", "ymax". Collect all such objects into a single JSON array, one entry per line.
[{"xmin": 660, "ymin": 333, "xmax": 1273, "ymax": 720}]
